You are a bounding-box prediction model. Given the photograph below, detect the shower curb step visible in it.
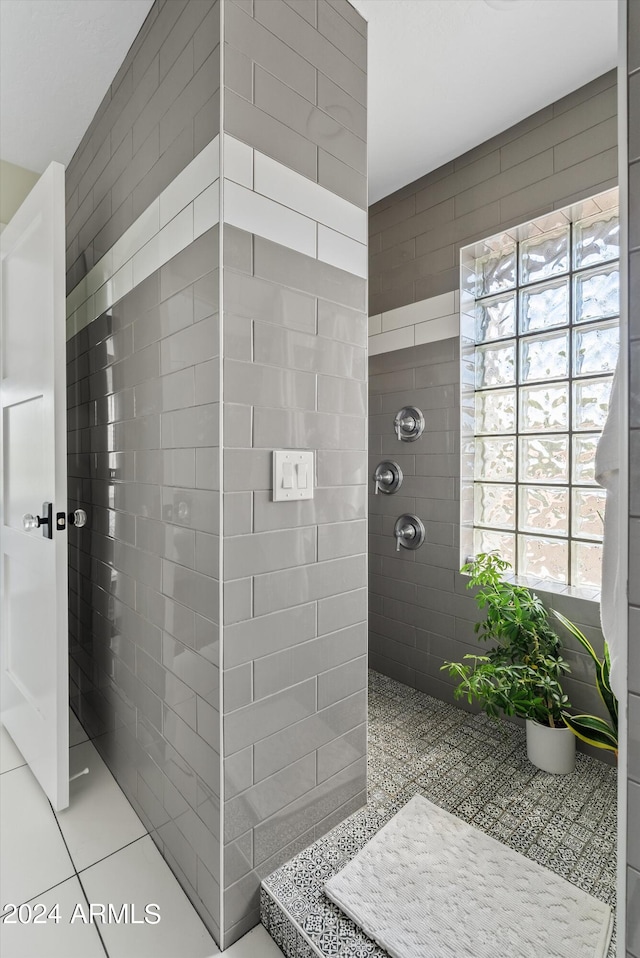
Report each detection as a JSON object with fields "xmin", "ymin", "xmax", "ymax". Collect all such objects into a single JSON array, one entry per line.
[{"xmin": 260, "ymin": 802, "xmax": 396, "ymax": 958}]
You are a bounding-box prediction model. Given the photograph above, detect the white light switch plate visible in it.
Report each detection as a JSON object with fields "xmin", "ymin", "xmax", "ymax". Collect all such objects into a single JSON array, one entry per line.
[{"xmin": 272, "ymin": 450, "xmax": 315, "ymax": 501}]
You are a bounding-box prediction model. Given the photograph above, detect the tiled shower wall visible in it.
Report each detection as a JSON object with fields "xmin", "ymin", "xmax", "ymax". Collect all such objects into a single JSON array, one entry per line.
[
  {"xmin": 369, "ymin": 70, "xmax": 617, "ymax": 317},
  {"xmin": 368, "ymin": 340, "xmax": 612, "ymax": 763},
  {"xmin": 65, "ymin": 0, "xmax": 220, "ymax": 294},
  {"xmin": 218, "ymin": 1, "xmax": 368, "ymax": 945},
  {"xmin": 65, "ymin": 0, "xmax": 223, "ymax": 943},
  {"xmin": 627, "ymin": 0, "xmax": 640, "ymax": 952},
  {"xmin": 367, "ymin": 66, "xmax": 620, "ymax": 768},
  {"xmin": 67, "ymin": 229, "xmax": 222, "ymax": 938},
  {"xmin": 65, "ymin": 0, "xmax": 367, "ymax": 949}
]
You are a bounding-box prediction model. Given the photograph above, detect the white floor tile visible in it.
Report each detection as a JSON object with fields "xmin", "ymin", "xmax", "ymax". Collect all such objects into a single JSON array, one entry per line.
[
  {"xmin": 79, "ymin": 835, "xmax": 217, "ymax": 958},
  {"xmin": 0, "ymin": 764, "xmax": 74, "ymax": 906},
  {"xmin": 0, "ymin": 876, "xmax": 104, "ymax": 958},
  {"xmin": 55, "ymin": 741, "xmax": 147, "ymax": 872},
  {"xmin": 68, "ymin": 710, "xmax": 88, "ymax": 749},
  {"xmin": 0, "ymin": 724, "xmax": 26, "ymax": 774},
  {"xmin": 226, "ymin": 925, "xmax": 285, "ymax": 957}
]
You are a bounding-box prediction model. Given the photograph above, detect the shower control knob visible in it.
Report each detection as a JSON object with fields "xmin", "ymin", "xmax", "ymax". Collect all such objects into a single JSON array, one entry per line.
[
  {"xmin": 394, "ymin": 406, "xmax": 425, "ymax": 442},
  {"xmin": 373, "ymin": 460, "xmax": 403, "ymax": 495},
  {"xmin": 394, "ymin": 514, "xmax": 426, "ymax": 552}
]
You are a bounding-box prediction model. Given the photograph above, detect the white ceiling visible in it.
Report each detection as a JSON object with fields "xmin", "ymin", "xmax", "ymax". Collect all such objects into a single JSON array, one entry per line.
[
  {"xmin": 0, "ymin": 0, "xmax": 619, "ymax": 205},
  {"xmin": 0, "ymin": 0, "xmax": 154, "ymax": 172},
  {"xmin": 352, "ymin": 0, "xmax": 618, "ymax": 203}
]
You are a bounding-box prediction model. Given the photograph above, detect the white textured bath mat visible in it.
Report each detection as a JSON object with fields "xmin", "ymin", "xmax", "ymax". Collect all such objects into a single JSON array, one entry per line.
[{"xmin": 324, "ymin": 795, "xmax": 612, "ymax": 958}]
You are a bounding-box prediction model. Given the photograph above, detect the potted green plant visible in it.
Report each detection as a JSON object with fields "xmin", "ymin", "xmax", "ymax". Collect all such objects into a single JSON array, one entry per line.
[
  {"xmin": 441, "ymin": 552, "xmax": 575, "ymax": 774},
  {"xmin": 552, "ymin": 610, "xmax": 618, "ymax": 755}
]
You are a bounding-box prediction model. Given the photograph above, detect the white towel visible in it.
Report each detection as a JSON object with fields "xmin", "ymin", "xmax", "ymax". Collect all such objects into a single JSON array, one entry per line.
[{"xmin": 595, "ymin": 367, "xmax": 624, "ymax": 701}]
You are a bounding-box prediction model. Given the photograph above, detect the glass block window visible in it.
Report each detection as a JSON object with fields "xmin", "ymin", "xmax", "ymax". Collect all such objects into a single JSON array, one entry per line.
[{"xmin": 460, "ymin": 190, "xmax": 619, "ymax": 593}]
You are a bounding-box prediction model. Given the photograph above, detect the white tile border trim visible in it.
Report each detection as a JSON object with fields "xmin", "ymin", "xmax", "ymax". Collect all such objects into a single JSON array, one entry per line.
[
  {"xmin": 224, "ymin": 134, "xmax": 367, "ymax": 279},
  {"xmin": 66, "ymin": 133, "xmax": 368, "ymax": 341},
  {"xmin": 368, "ymin": 291, "xmax": 460, "ymax": 355},
  {"xmin": 66, "ymin": 135, "xmax": 221, "ymax": 341}
]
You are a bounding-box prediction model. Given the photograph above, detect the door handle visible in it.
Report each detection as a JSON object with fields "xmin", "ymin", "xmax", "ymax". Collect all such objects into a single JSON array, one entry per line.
[
  {"xmin": 68, "ymin": 509, "xmax": 87, "ymax": 528},
  {"xmin": 22, "ymin": 502, "xmax": 53, "ymax": 539}
]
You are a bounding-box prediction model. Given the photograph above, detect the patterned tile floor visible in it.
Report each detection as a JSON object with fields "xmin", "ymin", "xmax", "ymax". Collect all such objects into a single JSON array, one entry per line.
[{"xmin": 261, "ymin": 669, "xmax": 617, "ymax": 957}]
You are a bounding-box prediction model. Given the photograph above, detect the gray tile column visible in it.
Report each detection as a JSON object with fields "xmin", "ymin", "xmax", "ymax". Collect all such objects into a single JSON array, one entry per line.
[{"xmin": 218, "ymin": 0, "xmax": 368, "ymax": 946}]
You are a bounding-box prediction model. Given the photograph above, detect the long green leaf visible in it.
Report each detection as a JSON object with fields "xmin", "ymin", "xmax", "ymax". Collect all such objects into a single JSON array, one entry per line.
[
  {"xmin": 562, "ymin": 712, "xmax": 617, "ymax": 751},
  {"xmin": 552, "ymin": 611, "xmax": 598, "ymax": 664},
  {"xmin": 598, "ymin": 656, "xmax": 618, "ymax": 731},
  {"xmin": 553, "ymin": 610, "xmax": 618, "ymax": 731}
]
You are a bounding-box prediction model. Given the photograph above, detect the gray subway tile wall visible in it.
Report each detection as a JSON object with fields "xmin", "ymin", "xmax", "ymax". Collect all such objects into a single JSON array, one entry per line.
[
  {"xmin": 368, "ymin": 340, "xmax": 613, "ymax": 763},
  {"xmin": 369, "ymin": 70, "xmax": 618, "ymax": 315},
  {"xmin": 67, "ymin": 0, "xmax": 367, "ymax": 947},
  {"xmin": 628, "ymin": 4, "xmax": 640, "ymax": 954},
  {"xmin": 218, "ymin": 1, "xmax": 367, "ymax": 944},
  {"xmin": 68, "ymin": 227, "xmax": 222, "ymax": 942},
  {"xmin": 65, "ymin": 0, "xmax": 220, "ymax": 294},
  {"xmin": 66, "ymin": 0, "xmax": 222, "ymax": 944}
]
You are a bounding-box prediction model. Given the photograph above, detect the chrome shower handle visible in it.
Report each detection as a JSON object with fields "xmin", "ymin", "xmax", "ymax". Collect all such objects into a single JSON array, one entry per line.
[{"xmin": 394, "ymin": 514, "xmax": 426, "ymax": 552}]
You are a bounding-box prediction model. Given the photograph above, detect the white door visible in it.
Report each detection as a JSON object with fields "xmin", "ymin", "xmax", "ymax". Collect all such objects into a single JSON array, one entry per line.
[{"xmin": 0, "ymin": 162, "xmax": 69, "ymax": 811}]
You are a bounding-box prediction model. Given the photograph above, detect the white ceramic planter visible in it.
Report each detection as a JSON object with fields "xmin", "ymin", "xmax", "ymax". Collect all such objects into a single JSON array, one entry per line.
[{"xmin": 526, "ymin": 719, "xmax": 576, "ymax": 775}]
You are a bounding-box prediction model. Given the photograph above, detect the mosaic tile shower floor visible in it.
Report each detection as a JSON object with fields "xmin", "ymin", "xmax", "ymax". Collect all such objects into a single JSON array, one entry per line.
[{"xmin": 261, "ymin": 670, "xmax": 617, "ymax": 958}]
